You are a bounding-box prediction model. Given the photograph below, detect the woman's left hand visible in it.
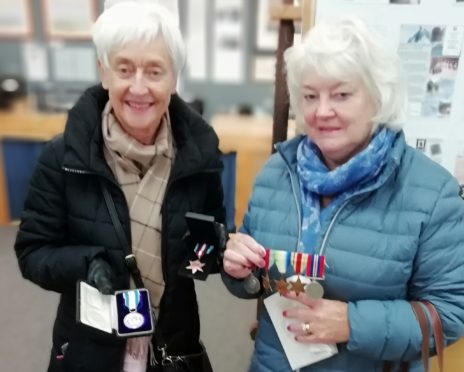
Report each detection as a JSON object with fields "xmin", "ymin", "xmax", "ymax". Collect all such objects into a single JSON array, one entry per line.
[{"xmin": 283, "ymin": 292, "xmax": 350, "ymax": 344}]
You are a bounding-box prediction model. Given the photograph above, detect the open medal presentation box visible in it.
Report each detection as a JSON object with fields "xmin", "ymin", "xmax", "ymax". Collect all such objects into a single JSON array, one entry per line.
[
  {"xmin": 77, "ymin": 281, "xmax": 154, "ymax": 337},
  {"xmin": 178, "ymin": 212, "xmax": 227, "ymax": 280}
]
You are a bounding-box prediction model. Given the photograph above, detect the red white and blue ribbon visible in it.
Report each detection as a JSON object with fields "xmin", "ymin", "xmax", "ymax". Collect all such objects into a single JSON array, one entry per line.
[
  {"xmin": 194, "ymin": 243, "xmax": 215, "ymax": 260},
  {"xmin": 305, "ymin": 253, "xmax": 325, "ymax": 279}
]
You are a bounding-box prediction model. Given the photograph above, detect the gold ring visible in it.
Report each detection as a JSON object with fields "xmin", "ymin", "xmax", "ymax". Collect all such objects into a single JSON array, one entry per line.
[{"xmin": 301, "ymin": 322, "xmax": 311, "ymax": 335}]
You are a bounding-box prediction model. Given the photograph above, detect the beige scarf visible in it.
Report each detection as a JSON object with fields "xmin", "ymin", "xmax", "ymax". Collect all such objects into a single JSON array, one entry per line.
[
  {"xmin": 102, "ymin": 103, "xmax": 175, "ymax": 369},
  {"xmin": 102, "ymin": 102, "xmax": 175, "ymax": 308}
]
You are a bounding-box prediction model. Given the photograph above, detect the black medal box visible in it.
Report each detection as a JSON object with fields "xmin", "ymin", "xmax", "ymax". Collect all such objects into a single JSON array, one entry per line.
[{"xmin": 178, "ymin": 212, "xmax": 228, "ymax": 280}]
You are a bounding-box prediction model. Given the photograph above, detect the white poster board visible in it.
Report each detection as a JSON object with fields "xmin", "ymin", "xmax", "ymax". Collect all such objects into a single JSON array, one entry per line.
[{"xmin": 314, "ymin": 0, "xmax": 464, "ymax": 181}]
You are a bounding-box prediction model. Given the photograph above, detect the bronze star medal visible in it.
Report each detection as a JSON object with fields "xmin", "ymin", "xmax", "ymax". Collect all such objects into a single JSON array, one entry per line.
[
  {"xmin": 262, "ymin": 272, "xmax": 272, "ymax": 292},
  {"xmin": 274, "ymin": 278, "xmax": 289, "ymax": 296},
  {"xmin": 186, "ymin": 259, "xmax": 205, "ymax": 274},
  {"xmin": 290, "ymin": 277, "xmax": 305, "ymax": 296}
]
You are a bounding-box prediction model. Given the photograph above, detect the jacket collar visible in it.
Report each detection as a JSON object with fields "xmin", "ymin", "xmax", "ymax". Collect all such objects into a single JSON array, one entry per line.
[{"xmin": 62, "ymin": 84, "xmax": 221, "ymax": 180}]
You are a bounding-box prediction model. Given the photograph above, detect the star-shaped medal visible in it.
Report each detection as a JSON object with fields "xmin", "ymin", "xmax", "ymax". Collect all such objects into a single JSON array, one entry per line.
[
  {"xmin": 262, "ymin": 272, "xmax": 272, "ymax": 292},
  {"xmin": 274, "ymin": 278, "xmax": 289, "ymax": 296},
  {"xmin": 290, "ymin": 277, "xmax": 305, "ymax": 296},
  {"xmin": 186, "ymin": 259, "xmax": 205, "ymax": 274}
]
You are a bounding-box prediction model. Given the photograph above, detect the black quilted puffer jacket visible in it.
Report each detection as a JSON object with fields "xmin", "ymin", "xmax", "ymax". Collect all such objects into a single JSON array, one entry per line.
[{"xmin": 15, "ymin": 84, "xmax": 225, "ymax": 372}]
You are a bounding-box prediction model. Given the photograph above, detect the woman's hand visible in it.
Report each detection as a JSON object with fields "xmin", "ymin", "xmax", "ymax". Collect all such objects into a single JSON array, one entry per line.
[
  {"xmin": 223, "ymin": 232, "xmax": 266, "ymax": 279},
  {"xmin": 283, "ymin": 291, "xmax": 350, "ymax": 344}
]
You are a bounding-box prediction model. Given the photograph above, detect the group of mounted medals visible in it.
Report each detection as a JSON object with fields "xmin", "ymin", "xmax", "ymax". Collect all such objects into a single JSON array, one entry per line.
[{"xmin": 244, "ymin": 249, "xmax": 326, "ymax": 299}]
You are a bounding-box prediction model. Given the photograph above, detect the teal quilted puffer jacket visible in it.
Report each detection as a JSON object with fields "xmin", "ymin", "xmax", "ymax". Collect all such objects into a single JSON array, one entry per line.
[{"xmin": 223, "ymin": 132, "xmax": 464, "ymax": 372}]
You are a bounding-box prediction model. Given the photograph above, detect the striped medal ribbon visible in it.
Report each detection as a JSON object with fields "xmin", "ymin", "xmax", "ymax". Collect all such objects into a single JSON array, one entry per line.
[{"xmin": 263, "ymin": 249, "xmax": 325, "ymax": 298}]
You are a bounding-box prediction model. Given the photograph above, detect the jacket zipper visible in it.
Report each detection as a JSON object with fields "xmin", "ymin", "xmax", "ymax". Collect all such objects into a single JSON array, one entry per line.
[
  {"xmin": 63, "ymin": 166, "xmax": 133, "ymax": 277},
  {"xmin": 63, "ymin": 166, "xmax": 122, "ymax": 189},
  {"xmin": 62, "ymin": 166, "xmax": 129, "ymax": 212},
  {"xmin": 62, "ymin": 167, "xmax": 92, "ymax": 175}
]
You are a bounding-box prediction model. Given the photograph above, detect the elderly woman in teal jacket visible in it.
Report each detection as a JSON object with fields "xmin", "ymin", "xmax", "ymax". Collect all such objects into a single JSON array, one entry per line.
[{"xmin": 222, "ymin": 17, "xmax": 464, "ymax": 372}]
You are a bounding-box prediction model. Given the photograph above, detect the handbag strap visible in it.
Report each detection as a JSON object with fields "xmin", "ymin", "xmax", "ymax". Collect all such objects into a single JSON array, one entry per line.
[
  {"xmin": 421, "ymin": 301, "xmax": 445, "ymax": 372},
  {"xmin": 100, "ymin": 180, "xmax": 169, "ymax": 349},
  {"xmin": 99, "ymin": 180, "xmax": 144, "ymax": 288},
  {"xmin": 383, "ymin": 301, "xmax": 444, "ymax": 372},
  {"xmin": 411, "ymin": 301, "xmax": 430, "ymax": 372}
]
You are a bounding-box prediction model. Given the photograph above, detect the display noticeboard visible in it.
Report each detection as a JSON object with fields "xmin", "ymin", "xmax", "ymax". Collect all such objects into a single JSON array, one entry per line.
[{"xmin": 314, "ymin": 0, "xmax": 464, "ymax": 189}]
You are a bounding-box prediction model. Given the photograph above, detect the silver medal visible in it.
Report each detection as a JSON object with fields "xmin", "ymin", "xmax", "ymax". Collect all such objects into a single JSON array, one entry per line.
[
  {"xmin": 305, "ymin": 281, "xmax": 324, "ymax": 299},
  {"xmin": 123, "ymin": 311, "xmax": 145, "ymax": 329},
  {"xmin": 244, "ymin": 274, "xmax": 261, "ymax": 294}
]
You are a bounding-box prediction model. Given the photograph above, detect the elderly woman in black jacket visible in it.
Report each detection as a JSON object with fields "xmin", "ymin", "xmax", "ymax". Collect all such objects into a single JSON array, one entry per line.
[{"xmin": 14, "ymin": 2, "xmax": 224, "ymax": 372}]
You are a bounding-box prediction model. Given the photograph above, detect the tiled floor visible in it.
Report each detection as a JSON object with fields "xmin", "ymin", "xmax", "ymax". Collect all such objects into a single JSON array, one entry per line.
[{"xmin": 0, "ymin": 227, "xmax": 255, "ymax": 372}]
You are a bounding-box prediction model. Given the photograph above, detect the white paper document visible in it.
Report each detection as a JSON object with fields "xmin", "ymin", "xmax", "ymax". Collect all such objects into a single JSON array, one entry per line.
[{"xmin": 264, "ymin": 293, "xmax": 338, "ymax": 370}]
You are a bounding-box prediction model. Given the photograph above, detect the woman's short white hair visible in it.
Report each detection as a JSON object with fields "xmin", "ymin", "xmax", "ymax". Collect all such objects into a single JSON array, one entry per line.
[
  {"xmin": 284, "ymin": 17, "xmax": 407, "ymax": 132},
  {"xmin": 92, "ymin": 1, "xmax": 186, "ymax": 78}
]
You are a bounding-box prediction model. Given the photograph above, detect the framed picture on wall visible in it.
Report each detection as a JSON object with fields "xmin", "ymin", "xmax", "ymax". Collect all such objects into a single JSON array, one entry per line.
[
  {"xmin": 0, "ymin": 0, "xmax": 33, "ymax": 38},
  {"xmin": 41, "ymin": 0, "xmax": 98, "ymax": 39}
]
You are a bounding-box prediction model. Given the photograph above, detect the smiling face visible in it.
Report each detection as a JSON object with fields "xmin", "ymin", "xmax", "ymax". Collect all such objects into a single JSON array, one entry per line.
[
  {"xmin": 99, "ymin": 37, "xmax": 176, "ymax": 145},
  {"xmin": 300, "ymin": 74, "xmax": 377, "ymax": 169}
]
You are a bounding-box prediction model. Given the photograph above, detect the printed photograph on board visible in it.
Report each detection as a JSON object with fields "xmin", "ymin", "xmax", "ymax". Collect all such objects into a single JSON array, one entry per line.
[{"xmin": 398, "ymin": 24, "xmax": 464, "ymax": 118}]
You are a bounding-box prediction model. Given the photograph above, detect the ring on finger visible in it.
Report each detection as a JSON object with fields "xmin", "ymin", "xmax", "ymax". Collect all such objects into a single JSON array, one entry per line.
[{"xmin": 301, "ymin": 321, "xmax": 312, "ymax": 335}]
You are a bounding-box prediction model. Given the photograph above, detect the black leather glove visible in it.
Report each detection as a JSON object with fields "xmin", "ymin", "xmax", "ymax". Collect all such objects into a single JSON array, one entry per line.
[
  {"xmin": 215, "ymin": 222, "xmax": 229, "ymax": 259},
  {"xmin": 87, "ymin": 257, "xmax": 114, "ymax": 295}
]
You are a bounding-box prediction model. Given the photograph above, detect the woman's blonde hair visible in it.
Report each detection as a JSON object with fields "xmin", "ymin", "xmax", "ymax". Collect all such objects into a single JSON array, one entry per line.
[{"xmin": 284, "ymin": 17, "xmax": 407, "ymax": 133}]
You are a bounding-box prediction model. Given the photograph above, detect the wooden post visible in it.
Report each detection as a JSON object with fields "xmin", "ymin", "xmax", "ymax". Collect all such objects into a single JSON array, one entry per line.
[
  {"xmin": 271, "ymin": 0, "xmax": 295, "ymax": 153},
  {"xmin": 269, "ymin": 0, "xmax": 316, "ymax": 152}
]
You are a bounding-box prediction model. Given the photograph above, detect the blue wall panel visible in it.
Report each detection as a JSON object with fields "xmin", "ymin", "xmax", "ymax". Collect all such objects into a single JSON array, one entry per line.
[{"xmin": 2, "ymin": 140, "xmax": 44, "ymax": 220}]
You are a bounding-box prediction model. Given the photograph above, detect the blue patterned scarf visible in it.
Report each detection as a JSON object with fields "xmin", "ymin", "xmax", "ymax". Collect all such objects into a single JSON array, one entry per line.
[{"xmin": 296, "ymin": 128, "xmax": 396, "ymax": 253}]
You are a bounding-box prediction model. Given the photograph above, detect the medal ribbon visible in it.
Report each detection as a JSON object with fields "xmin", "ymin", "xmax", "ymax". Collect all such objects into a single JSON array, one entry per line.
[
  {"xmin": 306, "ymin": 254, "xmax": 325, "ymax": 279},
  {"xmin": 267, "ymin": 249, "xmax": 291, "ymax": 274},
  {"xmin": 194, "ymin": 243, "xmax": 215, "ymax": 259},
  {"xmin": 123, "ymin": 290, "xmax": 141, "ymax": 312},
  {"xmin": 264, "ymin": 248, "xmax": 325, "ymax": 279},
  {"xmin": 264, "ymin": 248, "xmax": 270, "ymax": 270},
  {"xmin": 291, "ymin": 252, "xmax": 302, "ymax": 275}
]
